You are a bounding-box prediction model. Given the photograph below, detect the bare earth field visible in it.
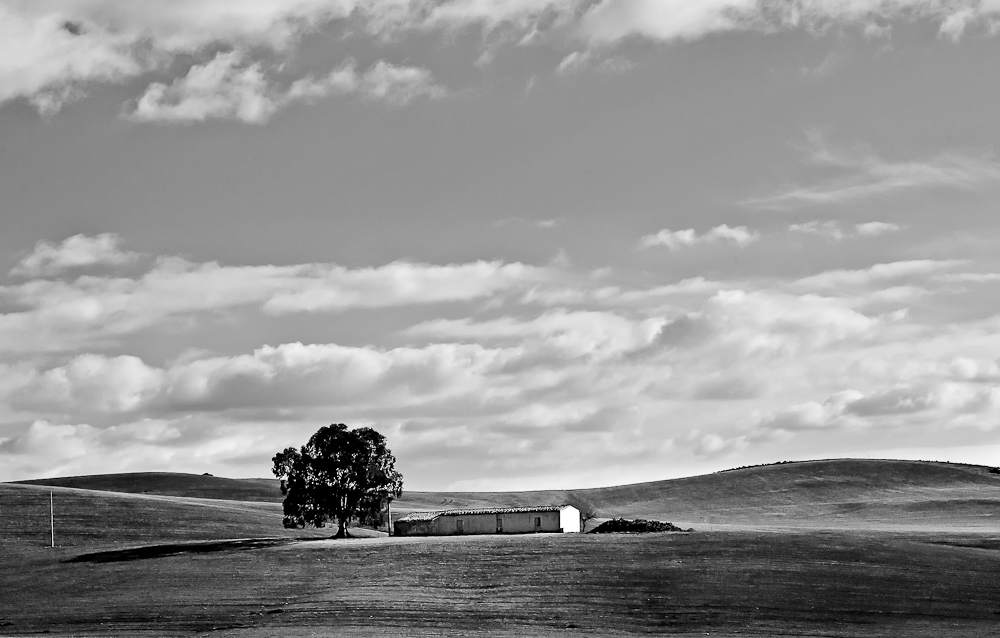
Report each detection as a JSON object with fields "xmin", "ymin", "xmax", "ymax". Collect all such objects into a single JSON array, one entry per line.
[{"xmin": 3, "ymin": 459, "xmax": 1000, "ymax": 637}]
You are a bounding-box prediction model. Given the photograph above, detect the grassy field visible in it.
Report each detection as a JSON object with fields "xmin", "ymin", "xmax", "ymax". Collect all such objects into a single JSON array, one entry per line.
[{"xmin": 3, "ymin": 459, "xmax": 1000, "ymax": 636}]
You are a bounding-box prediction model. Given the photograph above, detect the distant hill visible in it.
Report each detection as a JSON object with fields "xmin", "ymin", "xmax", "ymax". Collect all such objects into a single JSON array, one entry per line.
[
  {"xmin": 12, "ymin": 459, "xmax": 1000, "ymax": 529},
  {"xmin": 396, "ymin": 459, "xmax": 1000, "ymax": 528},
  {"xmin": 15, "ymin": 472, "xmax": 283, "ymax": 502},
  {"xmin": 0, "ymin": 482, "xmax": 326, "ymax": 551}
]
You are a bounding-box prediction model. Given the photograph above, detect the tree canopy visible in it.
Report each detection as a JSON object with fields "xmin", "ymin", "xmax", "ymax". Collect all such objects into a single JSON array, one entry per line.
[{"xmin": 271, "ymin": 423, "xmax": 403, "ymax": 538}]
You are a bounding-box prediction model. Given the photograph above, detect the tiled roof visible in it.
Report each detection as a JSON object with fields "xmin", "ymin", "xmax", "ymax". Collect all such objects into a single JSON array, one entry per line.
[
  {"xmin": 395, "ymin": 505, "xmax": 571, "ymax": 523},
  {"xmin": 394, "ymin": 511, "xmax": 441, "ymax": 522},
  {"xmin": 437, "ymin": 506, "xmax": 567, "ymax": 517}
]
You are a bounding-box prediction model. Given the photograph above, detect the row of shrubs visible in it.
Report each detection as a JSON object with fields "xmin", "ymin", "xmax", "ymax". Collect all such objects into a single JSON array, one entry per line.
[{"xmin": 588, "ymin": 518, "xmax": 692, "ymax": 533}]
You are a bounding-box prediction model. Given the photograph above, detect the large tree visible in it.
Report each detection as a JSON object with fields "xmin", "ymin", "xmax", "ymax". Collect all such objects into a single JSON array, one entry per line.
[{"xmin": 272, "ymin": 423, "xmax": 403, "ymax": 538}]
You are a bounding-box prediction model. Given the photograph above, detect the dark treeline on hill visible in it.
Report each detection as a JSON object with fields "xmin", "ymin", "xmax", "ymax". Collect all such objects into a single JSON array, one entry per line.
[{"xmin": 718, "ymin": 458, "xmax": 999, "ymax": 473}]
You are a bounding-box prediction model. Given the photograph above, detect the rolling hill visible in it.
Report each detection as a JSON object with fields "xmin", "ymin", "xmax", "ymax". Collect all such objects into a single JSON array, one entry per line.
[
  {"xmin": 5, "ymin": 460, "xmax": 1000, "ymax": 637},
  {"xmin": 15, "ymin": 472, "xmax": 283, "ymax": 502},
  {"xmin": 12, "ymin": 458, "xmax": 1000, "ymax": 530},
  {"xmin": 398, "ymin": 459, "xmax": 1000, "ymax": 528}
]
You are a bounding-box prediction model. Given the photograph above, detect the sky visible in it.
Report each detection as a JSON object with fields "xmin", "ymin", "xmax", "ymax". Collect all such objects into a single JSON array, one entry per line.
[{"xmin": 2, "ymin": 0, "xmax": 1000, "ymax": 491}]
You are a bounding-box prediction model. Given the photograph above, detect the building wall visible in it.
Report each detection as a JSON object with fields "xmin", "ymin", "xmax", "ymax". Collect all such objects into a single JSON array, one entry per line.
[
  {"xmin": 560, "ymin": 506, "xmax": 581, "ymax": 533},
  {"xmin": 394, "ymin": 519, "xmax": 435, "ymax": 536},
  {"xmin": 433, "ymin": 510, "xmax": 564, "ymax": 536},
  {"xmin": 396, "ymin": 507, "xmax": 582, "ymax": 536}
]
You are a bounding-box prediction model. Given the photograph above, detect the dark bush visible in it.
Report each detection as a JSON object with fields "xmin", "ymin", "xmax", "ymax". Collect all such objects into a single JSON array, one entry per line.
[{"xmin": 588, "ymin": 518, "xmax": 691, "ymax": 534}]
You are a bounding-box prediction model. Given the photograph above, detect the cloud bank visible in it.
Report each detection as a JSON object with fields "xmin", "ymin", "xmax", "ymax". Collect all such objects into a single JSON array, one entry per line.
[
  {"xmin": 6, "ymin": 0, "xmax": 1000, "ymax": 118},
  {"xmin": 2, "ymin": 233, "xmax": 999, "ymax": 488}
]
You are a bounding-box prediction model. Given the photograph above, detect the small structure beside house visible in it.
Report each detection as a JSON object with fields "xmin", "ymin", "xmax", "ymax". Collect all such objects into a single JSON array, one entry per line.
[{"xmin": 394, "ymin": 505, "xmax": 580, "ymax": 536}]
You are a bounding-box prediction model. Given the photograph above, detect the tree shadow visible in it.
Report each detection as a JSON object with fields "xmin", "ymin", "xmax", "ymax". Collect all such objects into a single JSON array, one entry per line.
[{"xmin": 63, "ymin": 537, "xmax": 324, "ymax": 563}]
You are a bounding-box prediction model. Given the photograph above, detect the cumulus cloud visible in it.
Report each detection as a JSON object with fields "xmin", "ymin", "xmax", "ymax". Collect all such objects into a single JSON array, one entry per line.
[
  {"xmin": 855, "ymin": 221, "xmax": 903, "ymax": 236},
  {"xmin": 12, "ymin": 354, "xmax": 165, "ymax": 414},
  {"xmin": 579, "ymin": 0, "xmax": 1000, "ymax": 44},
  {"xmin": 12, "ymin": 233, "xmax": 139, "ymax": 277},
  {"xmin": 0, "ymin": 237, "xmax": 558, "ymax": 353},
  {"xmin": 8, "ymin": 0, "xmax": 1000, "ymax": 116},
  {"xmin": 163, "ymin": 341, "xmax": 524, "ymax": 416},
  {"xmin": 640, "ymin": 224, "xmax": 759, "ymax": 250},
  {"xmin": 262, "ymin": 260, "xmax": 549, "ymax": 313},
  {"xmin": 127, "ymin": 51, "xmax": 277, "ymax": 124},
  {"xmin": 556, "ymin": 49, "xmax": 635, "ymax": 75},
  {"xmin": 406, "ymin": 310, "xmax": 666, "ymax": 360},
  {"xmin": 0, "ymin": 0, "xmax": 356, "ymax": 113},
  {"xmin": 4, "ymin": 229, "xmax": 1000, "ymax": 485},
  {"xmin": 126, "ymin": 52, "xmax": 444, "ymax": 123},
  {"xmin": 792, "ymin": 259, "xmax": 965, "ymax": 292},
  {"xmin": 789, "ymin": 220, "xmax": 903, "ymax": 240},
  {"xmin": 0, "ymin": 5, "xmax": 138, "ymax": 113},
  {"xmin": 745, "ymin": 380, "xmax": 1000, "ymax": 442},
  {"xmin": 357, "ymin": 60, "xmax": 446, "ymax": 105},
  {"xmin": 0, "ymin": 418, "xmax": 246, "ymax": 480}
]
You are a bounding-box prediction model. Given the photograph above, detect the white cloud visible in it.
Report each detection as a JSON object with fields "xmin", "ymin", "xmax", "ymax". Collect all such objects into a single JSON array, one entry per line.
[
  {"xmin": 13, "ymin": 233, "xmax": 138, "ymax": 277},
  {"xmin": 164, "ymin": 341, "xmax": 522, "ymax": 414},
  {"xmin": 8, "ymin": 0, "xmax": 1000, "ymax": 117},
  {"xmin": 0, "ymin": 1, "xmax": 357, "ymax": 113},
  {"xmin": 580, "ymin": 0, "xmax": 758, "ymax": 43},
  {"xmin": 0, "ymin": 417, "xmax": 245, "ymax": 480},
  {"xmin": 127, "ymin": 50, "xmax": 277, "ymax": 124},
  {"xmin": 789, "ymin": 220, "xmax": 846, "ymax": 240},
  {"xmin": 422, "ymin": 0, "xmax": 580, "ymax": 32},
  {"xmin": 0, "ymin": 6, "xmax": 138, "ymax": 113},
  {"xmin": 854, "ymin": 221, "xmax": 902, "ymax": 236},
  {"xmin": 406, "ymin": 310, "xmax": 665, "ymax": 360},
  {"xmin": 556, "ymin": 50, "xmax": 592, "ymax": 74},
  {"xmin": 556, "ymin": 50, "xmax": 635, "ymax": 75},
  {"xmin": 792, "ymin": 259, "xmax": 965, "ymax": 292},
  {"xmin": 789, "ymin": 220, "xmax": 903, "ymax": 240},
  {"xmin": 494, "ymin": 216, "xmax": 562, "ymax": 229},
  {"xmin": 359, "ymin": 60, "xmax": 446, "ymax": 105},
  {"xmin": 746, "ymin": 380, "xmax": 1000, "ymax": 440},
  {"xmin": 579, "ymin": 0, "xmax": 1000, "ymax": 44},
  {"xmin": 262, "ymin": 260, "xmax": 549, "ymax": 314},
  {"xmin": 5, "ymin": 229, "xmax": 1000, "ymax": 485},
  {"xmin": 748, "ymin": 134, "xmax": 1000, "ymax": 210},
  {"xmin": 935, "ymin": 272, "xmax": 1000, "ymax": 284},
  {"xmin": 939, "ymin": 7, "xmax": 978, "ymax": 40},
  {"xmin": 640, "ymin": 224, "xmax": 759, "ymax": 250},
  {"xmin": 12, "ymin": 354, "xmax": 166, "ymax": 414},
  {"xmin": 126, "ymin": 52, "xmax": 444, "ymax": 123},
  {"xmin": 0, "ymin": 238, "xmax": 558, "ymax": 353}
]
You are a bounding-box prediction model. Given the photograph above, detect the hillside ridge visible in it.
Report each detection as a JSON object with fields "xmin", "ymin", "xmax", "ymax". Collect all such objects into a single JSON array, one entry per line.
[
  {"xmin": 11, "ymin": 459, "xmax": 1000, "ymax": 526},
  {"xmin": 14, "ymin": 458, "xmax": 998, "ymax": 496}
]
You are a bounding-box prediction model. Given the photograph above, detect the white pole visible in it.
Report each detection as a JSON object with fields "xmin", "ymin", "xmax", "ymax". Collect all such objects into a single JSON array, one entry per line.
[{"xmin": 50, "ymin": 491, "xmax": 55, "ymax": 548}]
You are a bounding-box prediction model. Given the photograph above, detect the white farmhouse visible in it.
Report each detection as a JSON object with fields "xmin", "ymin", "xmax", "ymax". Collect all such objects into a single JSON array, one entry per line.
[{"xmin": 394, "ymin": 505, "xmax": 581, "ymax": 536}]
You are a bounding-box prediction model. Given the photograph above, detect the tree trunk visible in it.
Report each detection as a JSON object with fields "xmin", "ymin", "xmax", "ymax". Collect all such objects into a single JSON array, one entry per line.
[{"xmin": 335, "ymin": 515, "xmax": 349, "ymax": 538}]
